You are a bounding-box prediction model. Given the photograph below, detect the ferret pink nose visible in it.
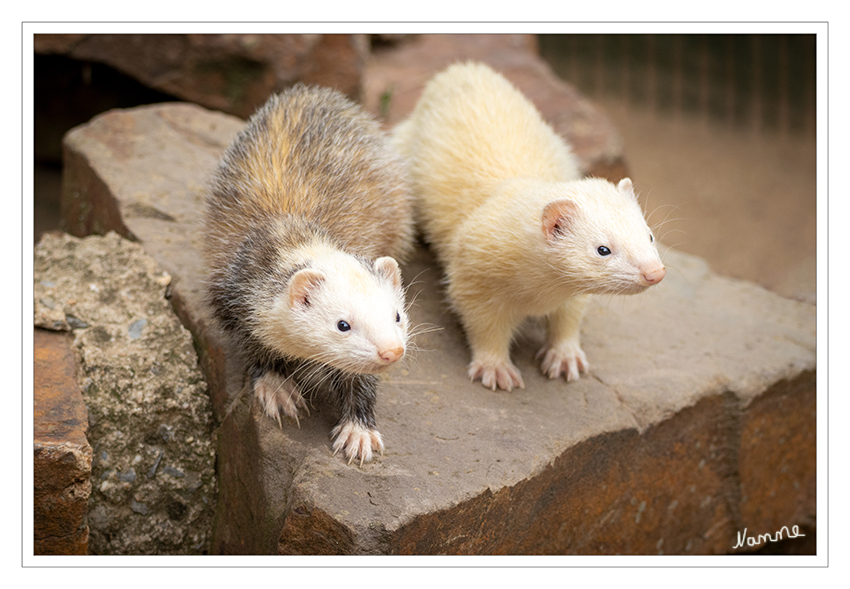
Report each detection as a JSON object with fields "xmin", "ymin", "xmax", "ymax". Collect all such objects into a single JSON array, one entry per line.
[
  {"xmin": 642, "ymin": 266, "xmax": 666, "ymax": 285},
  {"xmin": 379, "ymin": 346, "xmax": 404, "ymax": 364}
]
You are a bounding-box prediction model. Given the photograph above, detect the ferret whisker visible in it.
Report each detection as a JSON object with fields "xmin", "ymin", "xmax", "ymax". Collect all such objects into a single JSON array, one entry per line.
[
  {"xmin": 398, "ymin": 350, "xmax": 423, "ymax": 373},
  {"xmin": 403, "ymin": 268, "xmax": 433, "ymax": 291},
  {"xmin": 646, "ymin": 202, "xmax": 681, "ymax": 226},
  {"xmin": 659, "ymin": 228, "xmax": 687, "ymax": 240},
  {"xmin": 652, "ymin": 217, "xmax": 686, "ymax": 234},
  {"xmin": 660, "ymin": 242, "xmax": 684, "ymax": 260},
  {"xmin": 408, "ymin": 321, "xmax": 443, "ymax": 338},
  {"xmin": 653, "ymin": 206, "xmax": 686, "ymax": 231}
]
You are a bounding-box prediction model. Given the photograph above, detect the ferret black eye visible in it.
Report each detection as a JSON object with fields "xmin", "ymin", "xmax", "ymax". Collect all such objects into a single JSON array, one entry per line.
[
  {"xmin": 337, "ymin": 320, "xmax": 351, "ymax": 332},
  {"xmin": 597, "ymin": 245, "xmax": 611, "ymax": 257},
  {"xmin": 395, "ymin": 312, "xmax": 401, "ymax": 323},
  {"xmin": 650, "ymin": 233, "xmax": 655, "ymax": 243}
]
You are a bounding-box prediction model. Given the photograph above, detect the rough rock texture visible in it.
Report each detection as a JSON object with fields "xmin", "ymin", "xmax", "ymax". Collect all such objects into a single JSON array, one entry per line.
[
  {"xmin": 58, "ymin": 36, "xmax": 816, "ymax": 555},
  {"xmin": 34, "ymin": 232, "xmax": 216, "ymax": 554},
  {"xmin": 61, "ymin": 102, "xmax": 246, "ymax": 422},
  {"xmin": 34, "ymin": 328, "xmax": 92, "ymax": 555},
  {"xmin": 34, "ymin": 33, "xmax": 369, "ymax": 119}
]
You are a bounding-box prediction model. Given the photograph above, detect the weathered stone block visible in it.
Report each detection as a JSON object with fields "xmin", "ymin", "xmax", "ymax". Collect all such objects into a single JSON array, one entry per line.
[
  {"xmin": 34, "ymin": 328, "xmax": 92, "ymax": 555},
  {"xmin": 36, "ymin": 33, "xmax": 368, "ymax": 119},
  {"xmin": 34, "ymin": 232, "xmax": 217, "ymax": 554}
]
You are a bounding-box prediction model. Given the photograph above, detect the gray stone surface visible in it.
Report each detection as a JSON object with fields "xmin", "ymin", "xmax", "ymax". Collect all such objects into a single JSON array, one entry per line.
[
  {"xmin": 60, "ymin": 93, "xmax": 815, "ymax": 554},
  {"xmin": 62, "ymin": 103, "xmax": 246, "ymax": 421},
  {"xmin": 34, "ymin": 232, "xmax": 216, "ymax": 554}
]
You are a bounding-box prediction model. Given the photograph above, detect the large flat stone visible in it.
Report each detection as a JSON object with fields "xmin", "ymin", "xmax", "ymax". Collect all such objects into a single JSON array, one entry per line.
[{"xmin": 60, "ymin": 39, "xmax": 815, "ymax": 554}]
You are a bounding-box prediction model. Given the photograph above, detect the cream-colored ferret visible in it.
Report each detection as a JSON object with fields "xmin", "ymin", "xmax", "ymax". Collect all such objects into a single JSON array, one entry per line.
[{"xmin": 392, "ymin": 62, "xmax": 665, "ymax": 391}]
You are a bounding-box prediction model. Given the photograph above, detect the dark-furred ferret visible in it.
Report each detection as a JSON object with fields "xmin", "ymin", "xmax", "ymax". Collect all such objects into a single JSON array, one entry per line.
[{"xmin": 205, "ymin": 85, "xmax": 414, "ymax": 464}]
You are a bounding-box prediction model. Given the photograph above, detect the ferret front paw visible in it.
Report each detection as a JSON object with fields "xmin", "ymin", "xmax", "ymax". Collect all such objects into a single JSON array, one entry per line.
[
  {"xmin": 537, "ymin": 342, "xmax": 589, "ymax": 382},
  {"xmin": 254, "ymin": 371, "xmax": 309, "ymax": 427},
  {"xmin": 468, "ymin": 357, "xmax": 525, "ymax": 391},
  {"xmin": 331, "ymin": 421, "xmax": 384, "ymax": 466}
]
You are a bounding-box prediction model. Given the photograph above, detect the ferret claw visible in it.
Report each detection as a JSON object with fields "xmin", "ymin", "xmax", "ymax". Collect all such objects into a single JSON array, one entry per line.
[
  {"xmin": 536, "ymin": 343, "xmax": 589, "ymax": 382},
  {"xmin": 254, "ymin": 371, "xmax": 306, "ymax": 427},
  {"xmin": 468, "ymin": 358, "xmax": 525, "ymax": 391},
  {"xmin": 331, "ymin": 421, "xmax": 384, "ymax": 466}
]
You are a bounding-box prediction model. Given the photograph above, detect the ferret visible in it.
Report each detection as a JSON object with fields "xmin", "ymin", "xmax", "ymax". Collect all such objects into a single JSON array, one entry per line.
[
  {"xmin": 392, "ymin": 62, "xmax": 665, "ymax": 391},
  {"xmin": 205, "ymin": 85, "xmax": 414, "ymax": 464}
]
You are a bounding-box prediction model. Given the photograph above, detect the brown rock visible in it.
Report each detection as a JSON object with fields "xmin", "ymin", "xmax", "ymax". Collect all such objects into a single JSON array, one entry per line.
[
  {"xmin": 737, "ymin": 371, "xmax": 816, "ymax": 552},
  {"xmin": 33, "ymin": 328, "xmax": 92, "ymax": 555},
  {"xmin": 35, "ymin": 33, "xmax": 368, "ymax": 119}
]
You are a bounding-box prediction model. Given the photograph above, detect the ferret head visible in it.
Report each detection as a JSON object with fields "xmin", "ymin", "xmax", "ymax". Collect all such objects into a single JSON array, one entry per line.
[
  {"xmin": 542, "ymin": 178, "xmax": 666, "ymax": 295},
  {"xmin": 260, "ymin": 248, "xmax": 409, "ymax": 374}
]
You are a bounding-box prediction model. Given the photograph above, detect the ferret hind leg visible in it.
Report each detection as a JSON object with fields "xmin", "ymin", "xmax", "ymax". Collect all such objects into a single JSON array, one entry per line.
[{"xmin": 537, "ymin": 295, "xmax": 590, "ymax": 382}]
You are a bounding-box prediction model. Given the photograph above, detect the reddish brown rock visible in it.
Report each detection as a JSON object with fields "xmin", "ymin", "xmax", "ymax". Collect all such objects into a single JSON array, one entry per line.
[
  {"xmin": 33, "ymin": 328, "xmax": 92, "ymax": 555},
  {"xmin": 35, "ymin": 33, "xmax": 368, "ymax": 119},
  {"xmin": 737, "ymin": 371, "xmax": 816, "ymax": 552}
]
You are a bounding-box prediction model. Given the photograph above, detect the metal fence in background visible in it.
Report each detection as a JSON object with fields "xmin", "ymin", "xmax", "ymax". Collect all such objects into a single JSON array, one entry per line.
[{"xmin": 539, "ymin": 34, "xmax": 816, "ymax": 138}]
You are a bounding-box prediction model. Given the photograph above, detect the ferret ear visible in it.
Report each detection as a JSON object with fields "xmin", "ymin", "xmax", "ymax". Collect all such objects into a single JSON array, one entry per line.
[
  {"xmin": 618, "ymin": 178, "xmax": 638, "ymax": 202},
  {"xmin": 373, "ymin": 256, "xmax": 402, "ymax": 289},
  {"xmin": 542, "ymin": 199, "xmax": 579, "ymax": 243},
  {"xmin": 288, "ymin": 268, "xmax": 326, "ymax": 309}
]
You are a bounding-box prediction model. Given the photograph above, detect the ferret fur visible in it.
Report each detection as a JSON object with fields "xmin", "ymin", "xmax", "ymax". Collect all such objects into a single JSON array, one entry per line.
[
  {"xmin": 205, "ymin": 85, "xmax": 414, "ymax": 464},
  {"xmin": 392, "ymin": 62, "xmax": 665, "ymax": 391}
]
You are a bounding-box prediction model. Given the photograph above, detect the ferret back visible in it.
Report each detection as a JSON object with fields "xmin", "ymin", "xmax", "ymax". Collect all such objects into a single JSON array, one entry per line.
[
  {"xmin": 392, "ymin": 62, "xmax": 580, "ymax": 254},
  {"xmin": 205, "ymin": 85, "xmax": 414, "ymax": 269}
]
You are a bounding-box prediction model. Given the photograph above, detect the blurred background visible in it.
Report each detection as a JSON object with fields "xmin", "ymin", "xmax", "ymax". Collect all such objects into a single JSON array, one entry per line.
[
  {"xmin": 539, "ymin": 34, "xmax": 817, "ymax": 305},
  {"xmin": 33, "ymin": 33, "xmax": 817, "ymax": 305}
]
